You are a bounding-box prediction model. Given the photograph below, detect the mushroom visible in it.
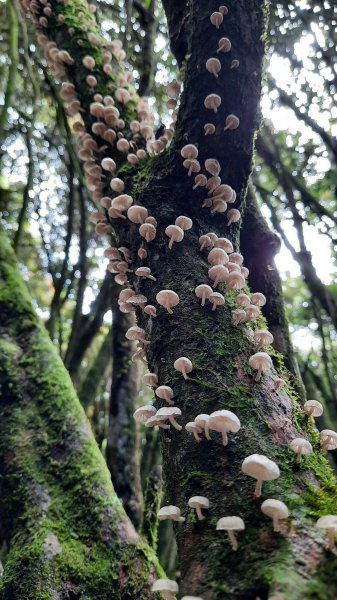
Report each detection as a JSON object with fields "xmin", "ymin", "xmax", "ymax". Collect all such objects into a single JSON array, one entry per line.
[
  {"xmin": 194, "ymin": 174, "xmax": 208, "ymax": 189},
  {"xmin": 236, "ymin": 293, "xmax": 251, "ymax": 308},
  {"xmin": 151, "ymin": 579, "xmax": 179, "ymax": 600},
  {"xmin": 261, "ymin": 499, "xmax": 289, "ymax": 532},
  {"xmin": 204, "ymin": 123, "xmax": 216, "ymax": 136},
  {"xmin": 217, "ymin": 37, "xmax": 231, "ymax": 53},
  {"xmin": 206, "ymin": 176, "xmax": 221, "ymax": 194},
  {"xmin": 204, "ymin": 94, "xmax": 222, "ymax": 113},
  {"xmin": 126, "ymin": 294, "xmax": 147, "ymax": 310},
  {"xmin": 232, "ymin": 308, "xmax": 246, "ymax": 325},
  {"xmin": 316, "ymin": 515, "xmax": 337, "ymax": 550},
  {"xmin": 167, "ymin": 81, "xmax": 180, "ymax": 99},
  {"xmin": 242, "ymin": 454, "xmax": 280, "ymax": 497},
  {"xmin": 165, "ymin": 225, "xmax": 185, "ymax": 249},
  {"xmin": 199, "ymin": 235, "xmax": 213, "ymax": 251},
  {"xmin": 181, "ymin": 144, "xmax": 198, "ymax": 159},
  {"xmin": 205, "ymin": 158, "xmax": 221, "ymax": 177},
  {"xmin": 156, "ymin": 290, "xmax": 179, "ymax": 314},
  {"xmin": 206, "ymin": 58, "xmax": 221, "ymax": 78},
  {"xmin": 110, "ymin": 178, "xmax": 125, "ymax": 192},
  {"xmin": 144, "ymin": 305, "xmax": 157, "ymax": 317},
  {"xmin": 181, "ymin": 597, "xmax": 204, "ymax": 600},
  {"xmin": 251, "ymin": 292, "xmax": 266, "ymax": 307},
  {"xmin": 175, "ymin": 215, "xmax": 193, "ymax": 231},
  {"xmin": 208, "ymin": 247, "xmax": 228, "ymax": 265},
  {"xmin": 227, "ymin": 271, "xmax": 245, "ymax": 290},
  {"xmin": 158, "ymin": 506, "xmax": 185, "ymax": 522},
  {"xmin": 209, "ymin": 292, "xmax": 225, "ymax": 310},
  {"xmin": 320, "ymin": 429, "xmax": 337, "ymax": 451},
  {"xmin": 219, "ymin": 5, "xmax": 229, "ymax": 14},
  {"xmin": 215, "ymin": 237, "xmax": 233, "ymax": 253},
  {"xmin": 208, "ymin": 265, "xmax": 229, "ymax": 288},
  {"xmin": 174, "ymin": 357, "xmax": 193, "ymax": 379},
  {"xmin": 138, "ymin": 248, "xmax": 148, "ymax": 260},
  {"xmin": 155, "ymin": 385, "xmax": 174, "ymax": 405},
  {"xmin": 216, "ymin": 516, "xmax": 245, "ymax": 551},
  {"xmin": 101, "ymin": 157, "xmax": 116, "ymax": 173},
  {"xmin": 253, "ymin": 330, "xmax": 274, "ymax": 350},
  {"xmin": 205, "ymin": 410, "xmax": 240, "ymax": 446},
  {"xmin": 133, "ymin": 404, "xmax": 157, "ymax": 422},
  {"xmin": 135, "ymin": 267, "xmax": 156, "ymax": 281},
  {"xmin": 195, "ymin": 284, "xmax": 213, "ymax": 306},
  {"xmin": 226, "ymin": 208, "xmax": 241, "ymax": 225},
  {"xmin": 195, "ymin": 414, "xmax": 210, "ymax": 436},
  {"xmin": 245, "ymin": 305, "xmax": 261, "ymax": 321},
  {"xmin": 156, "ymin": 407, "xmax": 182, "ymax": 430},
  {"xmin": 139, "ymin": 222, "xmax": 156, "ymax": 242},
  {"xmin": 230, "ymin": 59, "xmax": 240, "ymax": 69},
  {"xmin": 304, "ymin": 400, "xmax": 323, "ymax": 418},
  {"xmin": 127, "ymin": 205, "xmax": 148, "ymax": 224},
  {"xmin": 125, "ymin": 325, "xmax": 149, "ymax": 345},
  {"xmin": 185, "ymin": 422, "xmax": 202, "ymax": 442},
  {"xmin": 188, "ymin": 496, "xmax": 210, "ymax": 520},
  {"xmin": 146, "ymin": 415, "xmax": 170, "ymax": 429},
  {"xmin": 183, "ymin": 158, "xmax": 201, "ymax": 176},
  {"xmin": 289, "ymin": 438, "xmax": 313, "ymax": 464},
  {"xmin": 143, "ymin": 372, "xmax": 158, "ymax": 386},
  {"xmin": 210, "ymin": 11, "xmax": 223, "ymax": 29},
  {"xmin": 224, "ymin": 114, "xmax": 240, "ymax": 131},
  {"xmin": 249, "ymin": 352, "xmax": 273, "ymax": 381}
]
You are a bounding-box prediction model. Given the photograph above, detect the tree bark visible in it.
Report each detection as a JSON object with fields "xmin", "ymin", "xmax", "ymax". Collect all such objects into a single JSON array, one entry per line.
[{"xmin": 0, "ymin": 225, "xmax": 160, "ymax": 599}]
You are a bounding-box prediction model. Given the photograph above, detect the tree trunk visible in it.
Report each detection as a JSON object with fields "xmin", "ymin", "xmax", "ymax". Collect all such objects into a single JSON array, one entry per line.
[
  {"xmin": 0, "ymin": 225, "xmax": 159, "ymax": 599},
  {"xmin": 18, "ymin": 0, "xmax": 337, "ymax": 598}
]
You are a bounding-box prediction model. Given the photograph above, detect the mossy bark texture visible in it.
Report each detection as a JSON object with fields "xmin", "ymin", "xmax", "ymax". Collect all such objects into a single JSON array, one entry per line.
[
  {"xmin": 0, "ymin": 225, "xmax": 160, "ymax": 599},
  {"xmin": 18, "ymin": 0, "xmax": 337, "ymax": 598}
]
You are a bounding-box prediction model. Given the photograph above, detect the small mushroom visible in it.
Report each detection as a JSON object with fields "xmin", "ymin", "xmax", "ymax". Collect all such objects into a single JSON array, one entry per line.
[
  {"xmin": 205, "ymin": 410, "xmax": 240, "ymax": 446},
  {"xmin": 181, "ymin": 597, "xmax": 204, "ymax": 600},
  {"xmin": 236, "ymin": 293, "xmax": 251, "ymax": 308},
  {"xmin": 188, "ymin": 496, "xmax": 210, "ymax": 520},
  {"xmin": 208, "ymin": 247, "xmax": 228, "ymax": 265},
  {"xmin": 194, "ymin": 174, "xmax": 208, "ymax": 189},
  {"xmin": 215, "ymin": 237, "xmax": 233, "ymax": 253},
  {"xmin": 304, "ymin": 400, "xmax": 323, "ymax": 418},
  {"xmin": 254, "ymin": 330, "xmax": 274, "ymax": 350},
  {"xmin": 125, "ymin": 325, "xmax": 149, "ymax": 345},
  {"xmin": 209, "ymin": 292, "xmax": 225, "ymax": 310},
  {"xmin": 316, "ymin": 515, "xmax": 337, "ymax": 550},
  {"xmin": 144, "ymin": 305, "xmax": 157, "ymax": 317},
  {"xmin": 127, "ymin": 205, "xmax": 148, "ymax": 224},
  {"xmin": 175, "ymin": 215, "xmax": 193, "ymax": 231},
  {"xmin": 232, "ymin": 308, "xmax": 246, "ymax": 325},
  {"xmin": 174, "ymin": 357, "xmax": 193, "ymax": 379},
  {"xmin": 227, "ymin": 271, "xmax": 245, "ymax": 290},
  {"xmin": 155, "ymin": 385, "xmax": 174, "ymax": 405},
  {"xmin": 158, "ymin": 506, "xmax": 185, "ymax": 522},
  {"xmin": 206, "ymin": 57, "xmax": 221, "ymax": 78},
  {"xmin": 226, "ymin": 208, "xmax": 241, "ymax": 226},
  {"xmin": 143, "ymin": 373, "xmax": 158, "ymax": 387},
  {"xmin": 133, "ymin": 404, "xmax": 157, "ymax": 422},
  {"xmin": 210, "ymin": 11, "xmax": 223, "ymax": 29},
  {"xmin": 204, "ymin": 94, "xmax": 221, "ymax": 113},
  {"xmin": 199, "ymin": 235, "xmax": 213, "ymax": 251},
  {"xmin": 156, "ymin": 290, "xmax": 179, "ymax": 314},
  {"xmin": 289, "ymin": 438, "xmax": 313, "ymax": 464},
  {"xmin": 205, "ymin": 158, "xmax": 221, "ymax": 177},
  {"xmin": 274, "ymin": 377, "xmax": 286, "ymax": 390},
  {"xmin": 242, "ymin": 454, "xmax": 280, "ymax": 497},
  {"xmin": 146, "ymin": 415, "xmax": 170, "ymax": 429},
  {"xmin": 151, "ymin": 579, "xmax": 179, "ymax": 600},
  {"xmin": 195, "ymin": 284, "xmax": 213, "ymax": 306},
  {"xmin": 261, "ymin": 499, "xmax": 289, "ymax": 532},
  {"xmin": 204, "ymin": 123, "xmax": 215, "ymax": 136},
  {"xmin": 135, "ymin": 267, "xmax": 156, "ymax": 281},
  {"xmin": 208, "ymin": 265, "xmax": 229, "ymax": 288},
  {"xmin": 320, "ymin": 429, "xmax": 337, "ymax": 451},
  {"xmin": 185, "ymin": 422, "xmax": 202, "ymax": 442},
  {"xmin": 217, "ymin": 37, "xmax": 231, "ymax": 53},
  {"xmin": 251, "ymin": 292, "xmax": 266, "ymax": 307},
  {"xmin": 181, "ymin": 144, "xmax": 198, "ymax": 159},
  {"xmin": 183, "ymin": 158, "xmax": 201, "ymax": 176},
  {"xmin": 195, "ymin": 414, "xmax": 210, "ymax": 436},
  {"xmin": 224, "ymin": 114, "xmax": 240, "ymax": 131},
  {"xmin": 216, "ymin": 516, "xmax": 245, "ymax": 551},
  {"xmin": 245, "ymin": 305, "xmax": 261, "ymax": 321},
  {"xmin": 249, "ymin": 352, "xmax": 273, "ymax": 381},
  {"xmin": 139, "ymin": 222, "xmax": 156, "ymax": 242},
  {"xmin": 165, "ymin": 225, "xmax": 184, "ymax": 249},
  {"xmin": 155, "ymin": 407, "xmax": 181, "ymax": 430}
]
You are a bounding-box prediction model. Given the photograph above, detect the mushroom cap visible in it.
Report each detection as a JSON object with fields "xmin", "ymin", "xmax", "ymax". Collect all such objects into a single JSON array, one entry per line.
[
  {"xmin": 175, "ymin": 215, "xmax": 193, "ymax": 231},
  {"xmin": 242, "ymin": 454, "xmax": 280, "ymax": 482},
  {"xmin": 289, "ymin": 437, "xmax": 313, "ymax": 456},
  {"xmin": 133, "ymin": 405, "xmax": 157, "ymax": 422},
  {"xmin": 156, "ymin": 289, "xmax": 179, "ymax": 309},
  {"xmin": 165, "ymin": 224, "xmax": 184, "ymax": 243},
  {"xmin": 208, "ymin": 410, "xmax": 240, "ymax": 433},
  {"xmin": 208, "ymin": 248, "xmax": 229, "ymax": 265},
  {"xmin": 126, "ymin": 294, "xmax": 147, "ymax": 306},
  {"xmin": 143, "ymin": 372, "xmax": 158, "ymax": 386},
  {"xmin": 204, "ymin": 93, "xmax": 221, "ymax": 111},
  {"xmin": 209, "ymin": 292, "xmax": 225, "ymax": 307},
  {"xmin": 229, "ymin": 252, "xmax": 243, "ymax": 265},
  {"xmin": 206, "ymin": 57, "xmax": 221, "ymax": 75},
  {"xmin": 320, "ymin": 429, "xmax": 337, "ymax": 449},
  {"xmin": 158, "ymin": 505, "xmax": 185, "ymax": 521},
  {"xmin": 195, "ymin": 414, "xmax": 210, "ymax": 429},
  {"xmin": 188, "ymin": 496, "xmax": 210, "ymax": 509},
  {"xmin": 214, "ymin": 237, "xmax": 233, "ymax": 253},
  {"xmin": 156, "ymin": 406, "xmax": 181, "ymax": 418},
  {"xmin": 195, "ymin": 284, "xmax": 213, "ymax": 299},
  {"xmin": 208, "ymin": 265, "xmax": 229, "ymax": 284},
  {"xmin": 254, "ymin": 330, "xmax": 274, "ymax": 345},
  {"xmin": 155, "ymin": 385, "xmax": 174, "ymax": 401},
  {"xmin": 139, "ymin": 222, "xmax": 156, "ymax": 241},
  {"xmin": 316, "ymin": 515, "xmax": 337, "ymax": 530},
  {"xmin": 304, "ymin": 400, "xmax": 323, "ymax": 417},
  {"xmin": 205, "ymin": 158, "xmax": 221, "ymax": 177},
  {"xmin": 181, "ymin": 144, "xmax": 198, "ymax": 159},
  {"xmin": 110, "ymin": 194, "xmax": 133, "ymax": 211},
  {"xmin": 216, "ymin": 516, "xmax": 245, "ymax": 531},
  {"xmin": 185, "ymin": 421, "xmax": 202, "ymax": 432},
  {"xmin": 236, "ymin": 293, "xmax": 251, "ymax": 307},
  {"xmin": 145, "ymin": 415, "xmax": 167, "ymax": 428},
  {"xmin": 174, "ymin": 356, "xmax": 193, "ymax": 375},
  {"xmin": 251, "ymin": 292, "xmax": 267, "ymax": 307},
  {"xmin": 127, "ymin": 205, "xmax": 148, "ymax": 224},
  {"xmin": 152, "ymin": 579, "xmax": 179, "ymax": 593},
  {"xmin": 125, "ymin": 325, "xmax": 146, "ymax": 341},
  {"xmin": 227, "ymin": 272, "xmax": 245, "ymax": 290},
  {"xmin": 261, "ymin": 499, "xmax": 289, "ymax": 521},
  {"xmin": 249, "ymin": 352, "xmax": 273, "ymax": 372}
]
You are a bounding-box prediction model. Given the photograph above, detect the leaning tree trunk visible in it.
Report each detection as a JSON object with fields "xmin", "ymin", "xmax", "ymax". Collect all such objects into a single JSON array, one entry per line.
[
  {"xmin": 18, "ymin": 0, "xmax": 337, "ymax": 598},
  {"xmin": 0, "ymin": 225, "xmax": 160, "ymax": 599}
]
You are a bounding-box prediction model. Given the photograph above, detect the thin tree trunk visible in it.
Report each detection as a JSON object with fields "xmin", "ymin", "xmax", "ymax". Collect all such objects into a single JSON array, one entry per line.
[{"xmin": 0, "ymin": 225, "xmax": 159, "ymax": 599}]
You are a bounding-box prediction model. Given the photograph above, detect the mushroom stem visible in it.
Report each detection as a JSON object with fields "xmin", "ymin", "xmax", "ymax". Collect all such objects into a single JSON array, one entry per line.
[
  {"xmin": 254, "ymin": 478, "xmax": 263, "ymax": 498},
  {"xmin": 221, "ymin": 430, "xmax": 228, "ymax": 446},
  {"xmin": 196, "ymin": 506, "xmax": 205, "ymax": 520},
  {"xmin": 168, "ymin": 238, "xmax": 174, "ymax": 250},
  {"xmin": 228, "ymin": 530, "xmax": 238, "ymax": 551},
  {"xmin": 181, "ymin": 369, "xmax": 188, "ymax": 380},
  {"xmin": 204, "ymin": 423, "xmax": 212, "ymax": 440},
  {"xmin": 201, "ymin": 295, "xmax": 206, "ymax": 306},
  {"xmin": 272, "ymin": 516, "xmax": 280, "ymax": 532},
  {"xmin": 167, "ymin": 307, "xmax": 173, "ymax": 314},
  {"xmin": 193, "ymin": 430, "xmax": 202, "ymax": 442},
  {"xmin": 169, "ymin": 416, "xmax": 182, "ymax": 431},
  {"xmin": 211, "ymin": 303, "xmax": 217, "ymax": 311},
  {"xmin": 213, "ymin": 277, "xmax": 219, "ymax": 288},
  {"xmin": 158, "ymin": 422, "xmax": 170, "ymax": 429},
  {"xmin": 255, "ymin": 367, "xmax": 262, "ymax": 382},
  {"xmin": 296, "ymin": 448, "xmax": 303, "ymax": 464},
  {"xmin": 327, "ymin": 528, "xmax": 336, "ymax": 550}
]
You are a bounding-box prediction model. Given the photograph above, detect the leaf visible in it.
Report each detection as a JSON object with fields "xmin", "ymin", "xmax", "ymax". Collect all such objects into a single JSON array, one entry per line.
[{"xmin": 144, "ymin": 0, "xmax": 152, "ymax": 9}]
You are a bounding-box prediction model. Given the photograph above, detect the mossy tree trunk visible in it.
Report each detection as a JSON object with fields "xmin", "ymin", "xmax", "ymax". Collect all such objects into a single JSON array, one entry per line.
[
  {"xmin": 15, "ymin": 0, "xmax": 337, "ymax": 598},
  {"xmin": 0, "ymin": 225, "xmax": 160, "ymax": 599}
]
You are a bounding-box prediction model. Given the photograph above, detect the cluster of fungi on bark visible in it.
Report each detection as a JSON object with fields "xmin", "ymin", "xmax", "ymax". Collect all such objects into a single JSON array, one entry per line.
[{"xmin": 17, "ymin": 0, "xmax": 337, "ymax": 597}]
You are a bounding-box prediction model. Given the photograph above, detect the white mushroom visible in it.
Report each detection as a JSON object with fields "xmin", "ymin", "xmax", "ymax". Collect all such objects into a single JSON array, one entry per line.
[
  {"xmin": 242, "ymin": 454, "xmax": 280, "ymax": 497},
  {"xmin": 289, "ymin": 438, "xmax": 313, "ymax": 464},
  {"xmin": 320, "ymin": 429, "xmax": 337, "ymax": 451},
  {"xmin": 195, "ymin": 284, "xmax": 213, "ymax": 306},
  {"xmin": 143, "ymin": 372, "xmax": 158, "ymax": 387},
  {"xmin": 253, "ymin": 330, "xmax": 274, "ymax": 350},
  {"xmin": 133, "ymin": 404, "xmax": 157, "ymax": 422},
  {"xmin": 249, "ymin": 352, "xmax": 273, "ymax": 381},
  {"xmin": 188, "ymin": 496, "xmax": 210, "ymax": 520},
  {"xmin": 205, "ymin": 410, "xmax": 240, "ymax": 446},
  {"xmin": 174, "ymin": 357, "xmax": 193, "ymax": 379},
  {"xmin": 156, "ymin": 290, "xmax": 179, "ymax": 314},
  {"xmin": 304, "ymin": 400, "xmax": 323, "ymax": 418},
  {"xmin": 155, "ymin": 385, "xmax": 174, "ymax": 405},
  {"xmin": 185, "ymin": 422, "xmax": 202, "ymax": 442},
  {"xmin": 216, "ymin": 516, "xmax": 245, "ymax": 551},
  {"xmin": 158, "ymin": 506, "xmax": 185, "ymax": 522},
  {"xmin": 156, "ymin": 407, "xmax": 182, "ymax": 430},
  {"xmin": 261, "ymin": 499, "xmax": 289, "ymax": 532},
  {"xmin": 316, "ymin": 515, "xmax": 337, "ymax": 550}
]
